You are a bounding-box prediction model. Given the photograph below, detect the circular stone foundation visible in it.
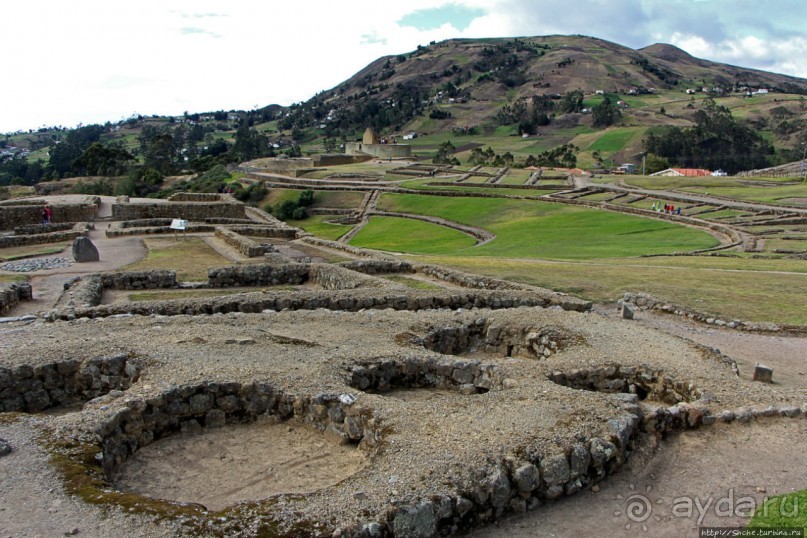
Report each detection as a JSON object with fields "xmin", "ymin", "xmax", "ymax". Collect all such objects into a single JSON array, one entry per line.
[{"xmin": 111, "ymin": 418, "xmax": 367, "ymax": 512}]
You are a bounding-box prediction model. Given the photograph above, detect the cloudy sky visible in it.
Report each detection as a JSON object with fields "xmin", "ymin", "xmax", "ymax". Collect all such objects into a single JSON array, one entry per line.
[{"xmin": 2, "ymin": 0, "xmax": 805, "ymax": 133}]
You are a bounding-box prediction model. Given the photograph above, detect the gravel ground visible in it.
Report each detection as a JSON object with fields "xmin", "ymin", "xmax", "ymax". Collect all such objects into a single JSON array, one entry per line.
[{"xmin": 1, "ymin": 305, "xmax": 804, "ymax": 536}]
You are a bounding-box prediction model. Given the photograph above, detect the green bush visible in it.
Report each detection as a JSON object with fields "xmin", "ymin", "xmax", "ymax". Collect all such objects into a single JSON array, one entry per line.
[{"xmin": 298, "ymin": 189, "xmax": 314, "ymax": 206}]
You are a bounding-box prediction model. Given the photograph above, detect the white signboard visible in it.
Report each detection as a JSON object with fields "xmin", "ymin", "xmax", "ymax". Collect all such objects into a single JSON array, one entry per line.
[{"xmin": 170, "ymin": 219, "xmax": 188, "ymax": 230}]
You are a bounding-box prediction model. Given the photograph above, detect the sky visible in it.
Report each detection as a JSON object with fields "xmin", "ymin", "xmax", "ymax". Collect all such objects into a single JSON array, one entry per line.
[{"xmin": 2, "ymin": 0, "xmax": 806, "ymax": 133}]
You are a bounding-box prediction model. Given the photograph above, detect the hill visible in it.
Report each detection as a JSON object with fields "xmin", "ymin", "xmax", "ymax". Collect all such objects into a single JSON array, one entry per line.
[
  {"xmin": 3, "ymin": 34, "xmax": 807, "ymax": 188},
  {"xmin": 285, "ymin": 35, "xmax": 806, "ymax": 126}
]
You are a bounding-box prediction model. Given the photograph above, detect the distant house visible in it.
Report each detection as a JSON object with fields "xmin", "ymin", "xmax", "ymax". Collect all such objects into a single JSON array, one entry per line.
[
  {"xmin": 650, "ymin": 168, "xmax": 712, "ymax": 177},
  {"xmin": 618, "ymin": 163, "xmax": 636, "ymax": 174}
]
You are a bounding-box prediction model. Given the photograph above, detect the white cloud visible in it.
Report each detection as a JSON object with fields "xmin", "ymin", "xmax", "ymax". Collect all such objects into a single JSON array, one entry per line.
[
  {"xmin": 0, "ymin": 0, "xmax": 804, "ymax": 132},
  {"xmin": 670, "ymin": 33, "xmax": 807, "ymax": 78}
]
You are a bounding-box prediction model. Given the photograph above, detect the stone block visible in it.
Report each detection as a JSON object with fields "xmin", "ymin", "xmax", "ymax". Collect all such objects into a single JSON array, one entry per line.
[
  {"xmin": 72, "ymin": 237, "xmax": 100, "ymax": 262},
  {"xmin": 752, "ymin": 364, "xmax": 773, "ymax": 383}
]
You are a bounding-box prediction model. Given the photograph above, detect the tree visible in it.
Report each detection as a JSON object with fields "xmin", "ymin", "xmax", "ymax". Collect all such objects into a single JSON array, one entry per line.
[
  {"xmin": 592, "ymin": 97, "xmax": 620, "ymax": 128},
  {"xmin": 644, "ymin": 153, "xmax": 670, "ymax": 175},
  {"xmin": 644, "ymin": 100, "xmax": 772, "ymax": 174},
  {"xmin": 433, "ymin": 140, "xmax": 460, "ymax": 165},
  {"xmin": 559, "ymin": 90, "xmax": 584, "ymax": 114},
  {"xmin": 73, "ymin": 142, "xmax": 134, "ymax": 176}
]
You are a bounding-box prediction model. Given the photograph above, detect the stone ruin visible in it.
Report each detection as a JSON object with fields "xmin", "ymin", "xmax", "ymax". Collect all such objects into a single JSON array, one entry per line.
[{"xmin": 1, "ymin": 196, "xmax": 806, "ymax": 537}]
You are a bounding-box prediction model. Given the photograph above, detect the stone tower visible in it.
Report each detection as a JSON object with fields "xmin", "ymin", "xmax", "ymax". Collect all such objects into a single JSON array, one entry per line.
[{"xmin": 362, "ymin": 127, "xmax": 379, "ymax": 145}]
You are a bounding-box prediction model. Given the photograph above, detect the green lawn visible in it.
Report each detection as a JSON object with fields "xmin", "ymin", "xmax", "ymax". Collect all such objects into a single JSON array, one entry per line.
[
  {"xmin": 587, "ymin": 128, "xmax": 644, "ymax": 153},
  {"xmin": 373, "ymin": 194, "xmax": 719, "ymax": 259},
  {"xmin": 623, "ymin": 176, "xmax": 807, "ymax": 206},
  {"xmin": 287, "ymin": 215, "xmax": 353, "ymax": 241},
  {"xmin": 350, "ymin": 216, "xmax": 477, "ymax": 254},
  {"xmin": 748, "ymin": 490, "xmax": 807, "ymax": 529}
]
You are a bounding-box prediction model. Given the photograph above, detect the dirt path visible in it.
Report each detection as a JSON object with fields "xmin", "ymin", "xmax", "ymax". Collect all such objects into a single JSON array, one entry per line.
[
  {"xmin": 469, "ymin": 307, "xmax": 807, "ymax": 537},
  {"xmin": 597, "ymin": 304, "xmax": 807, "ymax": 391},
  {"xmin": 8, "ymin": 229, "xmax": 147, "ymax": 316},
  {"xmin": 474, "ymin": 421, "xmax": 807, "ymax": 537}
]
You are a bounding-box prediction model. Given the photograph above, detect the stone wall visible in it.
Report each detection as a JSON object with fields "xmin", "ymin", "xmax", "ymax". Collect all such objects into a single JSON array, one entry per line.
[
  {"xmin": 51, "ymin": 288, "xmax": 592, "ymax": 321},
  {"xmin": 101, "ymin": 270, "xmax": 178, "ymax": 290},
  {"xmin": 0, "ymin": 353, "xmax": 142, "ymax": 412},
  {"xmin": 105, "ymin": 224, "xmax": 216, "ymax": 237},
  {"xmin": 167, "ymin": 193, "xmax": 227, "ymax": 202},
  {"xmin": 227, "ymin": 225, "xmax": 299, "ymax": 239},
  {"xmin": 620, "ymin": 292, "xmax": 805, "ymax": 334},
  {"xmin": 308, "ymin": 263, "xmax": 404, "ymax": 290},
  {"xmin": 14, "ymin": 223, "xmax": 74, "ymax": 235},
  {"xmin": 312, "ymin": 154, "xmax": 372, "ymax": 167},
  {"xmin": 0, "ymin": 282, "xmax": 33, "ymax": 315},
  {"xmin": 214, "ymin": 227, "xmax": 274, "ymax": 257},
  {"xmin": 345, "ymin": 142, "xmax": 412, "ymax": 159},
  {"xmin": 338, "ymin": 260, "xmax": 415, "ymax": 275},
  {"xmin": 79, "ymin": 380, "xmax": 380, "ymax": 479},
  {"xmin": 207, "ymin": 263, "xmax": 310, "ymax": 287},
  {"xmin": 0, "ymin": 229, "xmax": 86, "ymax": 249},
  {"xmin": 0, "ymin": 201, "xmax": 98, "ymax": 230},
  {"xmin": 111, "ymin": 201, "xmax": 245, "ymax": 221}
]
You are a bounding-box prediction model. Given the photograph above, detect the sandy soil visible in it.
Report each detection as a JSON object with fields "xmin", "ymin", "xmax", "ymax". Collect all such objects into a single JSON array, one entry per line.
[{"xmin": 112, "ymin": 419, "xmax": 367, "ymax": 512}]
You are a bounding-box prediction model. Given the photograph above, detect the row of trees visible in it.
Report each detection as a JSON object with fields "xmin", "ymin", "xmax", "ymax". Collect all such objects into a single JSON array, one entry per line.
[
  {"xmin": 0, "ymin": 118, "xmax": 284, "ymax": 189},
  {"xmin": 435, "ymin": 142, "xmax": 578, "ymax": 169},
  {"xmin": 644, "ymin": 98, "xmax": 773, "ymax": 174}
]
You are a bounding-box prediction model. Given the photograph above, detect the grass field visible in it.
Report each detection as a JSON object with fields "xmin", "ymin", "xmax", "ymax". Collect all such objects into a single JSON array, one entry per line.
[
  {"xmin": 410, "ymin": 254, "xmax": 807, "ymax": 325},
  {"xmin": 371, "ymin": 194, "xmax": 719, "ymax": 259},
  {"xmin": 350, "ymin": 216, "xmax": 478, "ymax": 254},
  {"xmin": 0, "ymin": 243, "xmax": 69, "ymax": 262},
  {"xmin": 287, "ymin": 215, "xmax": 353, "ymax": 241}
]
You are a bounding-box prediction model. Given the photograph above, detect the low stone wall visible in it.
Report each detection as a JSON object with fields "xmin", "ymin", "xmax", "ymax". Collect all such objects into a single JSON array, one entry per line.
[
  {"xmin": 413, "ymin": 263, "xmax": 535, "ymax": 292},
  {"xmin": 101, "ymin": 270, "xmax": 177, "ymax": 290},
  {"xmin": 204, "ymin": 218, "xmax": 258, "ymax": 225},
  {"xmin": 77, "ymin": 380, "xmax": 380, "ymax": 479},
  {"xmin": 214, "ymin": 227, "xmax": 274, "ymax": 257},
  {"xmin": 167, "ymin": 193, "xmax": 227, "ymax": 202},
  {"xmin": 0, "ymin": 353, "xmax": 142, "ymax": 412},
  {"xmin": 207, "ymin": 263, "xmax": 309, "ymax": 287},
  {"xmin": 312, "ymin": 154, "xmax": 372, "ymax": 167},
  {"xmin": 300, "ymin": 236, "xmax": 402, "ymax": 261},
  {"xmin": 105, "ymin": 224, "xmax": 216, "ymax": 237},
  {"xmin": 308, "ymin": 263, "xmax": 403, "ymax": 290},
  {"xmin": 427, "ymin": 181, "xmax": 566, "ymax": 191},
  {"xmin": 338, "ymin": 259, "xmax": 415, "ymax": 275},
  {"xmin": 58, "ymin": 275, "xmax": 104, "ymax": 309},
  {"xmin": 120, "ymin": 219, "xmax": 173, "ymax": 228},
  {"xmin": 620, "ymin": 292, "xmax": 806, "ymax": 334},
  {"xmin": 111, "ymin": 201, "xmax": 245, "ymax": 221},
  {"xmin": 421, "ymin": 319, "xmax": 576, "ymax": 360},
  {"xmin": 227, "ymin": 225, "xmax": 299, "ymax": 239},
  {"xmin": 51, "ymin": 288, "xmax": 592, "ymax": 321},
  {"xmin": 0, "ymin": 229, "xmax": 85, "ymax": 248},
  {"xmin": 14, "ymin": 223, "xmax": 74, "ymax": 235},
  {"xmin": 348, "ymin": 357, "xmax": 506, "ymax": 394},
  {"xmin": 0, "ymin": 282, "xmax": 33, "ymax": 315}
]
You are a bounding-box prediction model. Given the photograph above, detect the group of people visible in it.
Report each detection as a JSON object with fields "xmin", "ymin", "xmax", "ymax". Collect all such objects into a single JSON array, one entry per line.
[
  {"xmin": 651, "ymin": 202, "xmax": 681, "ymax": 215},
  {"xmin": 41, "ymin": 204, "xmax": 52, "ymax": 224}
]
